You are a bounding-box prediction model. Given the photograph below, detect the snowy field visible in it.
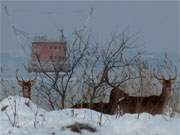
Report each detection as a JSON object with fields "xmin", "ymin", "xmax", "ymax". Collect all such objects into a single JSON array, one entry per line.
[{"xmin": 0, "ymin": 96, "xmax": 180, "ymax": 135}]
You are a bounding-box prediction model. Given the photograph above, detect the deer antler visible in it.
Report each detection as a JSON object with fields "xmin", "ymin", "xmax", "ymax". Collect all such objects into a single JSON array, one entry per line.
[
  {"xmin": 153, "ymin": 64, "xmax": 166, "ymax": 81},
  {"xmin": 31, "ymin": 73, "xmax": 37, "ymax": 81},
  {"xmin": 154, "ymin": 54, "xmax": 178, "ymax": 81},
  {"xmin": 169, "ymin": 66, "xmax": 177, "ymax": 80},
  {"xmin": 153, "ymin": 69, "xmax": 162, "ymax": 80},
  {"xmin": 16, "ymin": 69, "xmax": 24, "ymax": 81},
  {"xmin": 101, "ymin": 66, "xmax": 115, "ymax": 88}
]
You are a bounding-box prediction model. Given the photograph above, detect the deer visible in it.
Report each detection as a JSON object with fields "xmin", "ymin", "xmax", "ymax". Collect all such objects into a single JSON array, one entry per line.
[
  {"xmin": 72, "ymin": 102, "xmax": 110, "ymax": 114},
  {"xmin": 72, "ymin": 87, "xmax": 129, "ymax": 115},
  {"xmin": 115, "ymin": 66, "xmax": 177, "ymax": 116},
  {"xmin": 16, "ymin": 70, "xmax": 37, "ymax": 99},
  {"xmin": 71, "ymin": 67, "xmax": 129, "ymax": 114},
  {"xmin": 102, "ymin": 67, "xmax": 130, "ymax": 114}
]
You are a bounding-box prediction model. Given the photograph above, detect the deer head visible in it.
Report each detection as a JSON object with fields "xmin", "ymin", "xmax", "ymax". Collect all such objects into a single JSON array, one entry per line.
[
  {"xmin": 102, "ymin": 67, "xmax": 129, "ymax": 96},
  {"xmin": 101, "ymin": 67, "xmax": 129, "ymax": 114},
  {"xmin": 153, "ymin": 65, "xmax": 177, "ymax": 96},
  {"xmin": 16, "ymin": 69, "xmax": 37, "ymax": 99}
]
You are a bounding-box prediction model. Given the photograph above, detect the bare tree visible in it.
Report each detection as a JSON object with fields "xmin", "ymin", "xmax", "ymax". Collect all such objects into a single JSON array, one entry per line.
[
  {"xmin": 34, "ymin": 29, "xmax": 90, "ymax": 109},
  {"xmin": 79, "ymin": 46, "xmax": 108, "ymax": 103},
  {"xmin": 31, "ymin": 30, "xmax": 144, "ymax": 110},
  {"xmin": 72, "ymin": 31, "xmax": 143, "ymax": 107},
  {"xmin": 0, "ymin": 97, "xmax": 19, "ymax": 127}
]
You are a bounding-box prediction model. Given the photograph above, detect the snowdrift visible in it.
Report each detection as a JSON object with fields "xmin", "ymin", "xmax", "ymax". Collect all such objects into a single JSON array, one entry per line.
[{"xmin": 0, "ymin": 96, "xmax": 180, "ymax": 135}]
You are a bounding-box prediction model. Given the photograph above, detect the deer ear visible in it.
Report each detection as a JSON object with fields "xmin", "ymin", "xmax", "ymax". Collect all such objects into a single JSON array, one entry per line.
[
  {"xmin": 30, "ymin": 80, "xmax": 36, "ymax": 86},
  {"xmin": 17, "ymin": 80, "xmax": 23, "ymax": 86},
  {"xmin": 158, "ymin": 80, "xmax": 163, "ymax": 84},
  {"xmin": 171, "ymin": 80, "xmax": 176, "ymax": 84}
]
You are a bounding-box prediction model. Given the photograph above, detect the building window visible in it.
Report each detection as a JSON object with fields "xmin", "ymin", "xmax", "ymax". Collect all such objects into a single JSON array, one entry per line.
[
  {"xmin": 50, "ymin": 56, "xmax": 52, "ymax": 60},
  {"xmin": 32, "ymin": 55, "xmax": 36, "ymax": 60},
  {"xmin": 54, "ymin": 46, "xmax": 57, "ymax": 49}
]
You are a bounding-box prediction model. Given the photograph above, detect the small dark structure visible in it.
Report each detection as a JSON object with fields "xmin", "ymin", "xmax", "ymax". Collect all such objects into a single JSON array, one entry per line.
[{"xmin": 65, "ymin": 122, "xmax": 97, "ymax": 134}]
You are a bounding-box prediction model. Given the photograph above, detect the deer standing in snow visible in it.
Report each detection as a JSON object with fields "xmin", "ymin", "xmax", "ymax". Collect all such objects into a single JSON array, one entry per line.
[
  {"xmin": 116, "ymin": 66, "xmax": 177, "ymax": 115},
  {"xmin": 16, "ymin": 70, "xmax": 37, "ymax": 99},
  {"xmin": 102, "ymin": 67, "xmax": 129, "ymax": 114},
  {"xmin": 72, "ymin": 67, "xmax": 129, "ymax": 114}
]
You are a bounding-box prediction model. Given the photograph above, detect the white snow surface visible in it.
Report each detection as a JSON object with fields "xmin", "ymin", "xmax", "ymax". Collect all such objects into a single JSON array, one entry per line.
[{"xmin": 0, "ymin": 96, "xmax": 180, "ymax": 135}]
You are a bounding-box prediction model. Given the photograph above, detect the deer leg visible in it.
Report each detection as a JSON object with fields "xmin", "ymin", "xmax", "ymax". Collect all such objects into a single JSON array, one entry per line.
[
  {"xmin": 28, "ymin": 90, "xmax": 31, "ymax": 99},
  {"xmin": 116, "ymin": 97, "xmax": 125, "ymax": 118}
]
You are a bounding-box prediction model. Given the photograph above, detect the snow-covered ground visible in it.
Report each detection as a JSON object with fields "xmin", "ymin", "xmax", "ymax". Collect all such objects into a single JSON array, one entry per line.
[{"xmin": 0, "ymin": 96, "xmax": 180, "ymax": 135}]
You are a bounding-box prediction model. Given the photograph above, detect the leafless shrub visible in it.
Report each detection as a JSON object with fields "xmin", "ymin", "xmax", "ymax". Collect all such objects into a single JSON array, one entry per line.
[
  {"xmin": 0, "ymin": 97, "xmax": 19, "ymax": 127},
  {"xmin": 33, "ymin": 29, "xmax": 90, "ymax": 109}
]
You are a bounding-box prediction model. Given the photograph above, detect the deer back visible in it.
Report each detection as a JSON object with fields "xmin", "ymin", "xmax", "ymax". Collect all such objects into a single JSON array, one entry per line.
[
  {"xmin": 116, "ymin": 78, "xmax": 175, "ymax": 115},
  {"xmin": 72, "ymin": 102, "xmax": 110, "ymax": 114}
]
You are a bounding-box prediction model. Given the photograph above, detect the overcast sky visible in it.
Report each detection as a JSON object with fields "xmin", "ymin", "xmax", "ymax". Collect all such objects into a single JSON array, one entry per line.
[{"xmin": 1, "ymin": 1, "xmax": 179, "ymax": 59}]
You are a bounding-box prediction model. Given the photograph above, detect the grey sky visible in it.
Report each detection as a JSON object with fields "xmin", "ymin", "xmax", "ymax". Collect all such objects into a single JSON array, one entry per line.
[{"xmin": 1, "ymin": 1, "xmax": 179, "ymax": 58}]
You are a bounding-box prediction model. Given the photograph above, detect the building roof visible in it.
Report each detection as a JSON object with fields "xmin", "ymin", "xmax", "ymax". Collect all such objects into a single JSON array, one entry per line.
[{"xmin": 32, "ymin": 41, "xmax": 66, "ymax": 45}]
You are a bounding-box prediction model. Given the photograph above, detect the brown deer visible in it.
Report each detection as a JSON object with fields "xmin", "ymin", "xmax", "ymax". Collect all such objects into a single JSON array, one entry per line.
[
  {"xmin": 101, "ymin": 67, "xmax": 129, "ymax": 114},
  {"xmin": 71, "ymin": 88, "xmax": 129, "ymax": 115},
  {"xmin": 72, "ymin": 102, "xmax": 110, "ymax": 114},
  {"xmin": 108, "ymin": 86, "xmax": 129, "ymax": 114},
  {"xmin": 72, "ymin": 67, "xmax": 129, "ymax": 114},
  {"xmin": 16, "ymin": 70, "xmax": 37, "ymax": 99},
  {"xmin": 116, "ymin": 67, "xmax": 177, "ymax": 115}
]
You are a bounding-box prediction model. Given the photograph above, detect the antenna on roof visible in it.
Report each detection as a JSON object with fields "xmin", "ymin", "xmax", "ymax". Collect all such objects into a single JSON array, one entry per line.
[
  {"xmin": 59, "ymin": 29, "xmax": 65, "ymax": 41},
  {"xmin": 3, "ymin": 5, "xmax": 9, "ymax": 16}
]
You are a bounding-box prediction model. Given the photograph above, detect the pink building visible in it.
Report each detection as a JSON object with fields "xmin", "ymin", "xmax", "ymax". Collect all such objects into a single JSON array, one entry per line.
[
  {"xmin": 32, "ymin": 41, "xmax": 67, "ymax": 62},
  {"xmin": 29, "ymin": 41, "xmax": 70, "ymax": 72}
]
